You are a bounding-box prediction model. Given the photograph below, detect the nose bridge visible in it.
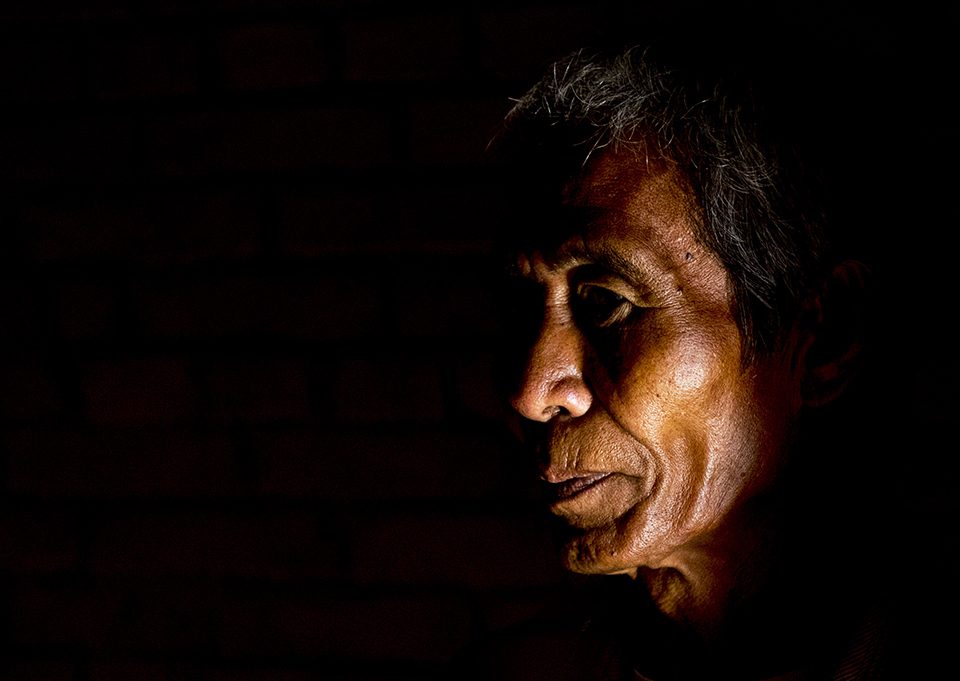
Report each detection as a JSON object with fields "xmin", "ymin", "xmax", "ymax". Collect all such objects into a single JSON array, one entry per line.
[{"xmin": 511, "ymin": 305, "xmax": 593, "ymax": 422}]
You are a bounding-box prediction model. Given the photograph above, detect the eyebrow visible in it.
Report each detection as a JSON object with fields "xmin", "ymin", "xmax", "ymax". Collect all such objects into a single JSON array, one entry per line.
[
  {"xmin": 545, "ymin": 209, "xmax": 651, "ymax": 287},
  {"xmin": 551, "ymin": 240, "xmax": 636, "ymax": 275}
]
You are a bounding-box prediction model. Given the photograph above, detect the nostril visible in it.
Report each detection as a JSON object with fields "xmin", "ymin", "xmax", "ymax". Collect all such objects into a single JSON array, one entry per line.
[
  {"xmin": 510, "ymin": 315, "xmax": 593, "ymax": 422},
  {"xmin": 542, "ymin": 405, "xmax": 563, "ymax": 420},
  {"xmin": 544, "ymin": 405, "xmax": 578, "ymax": 420}
]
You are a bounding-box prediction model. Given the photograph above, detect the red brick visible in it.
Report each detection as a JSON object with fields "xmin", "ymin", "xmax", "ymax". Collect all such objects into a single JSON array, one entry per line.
[
  {"xmin": 0, "ymin": 358, "xmax": 65, "ymax": 421},
  {"xmin": 392, "ymin": 180, "xmax": 506, "ymax": 254},
  {"xmin": 0, "ymin": 0, "xmax": 195, "ymax": 21},
  {"xmin": 332, "ymin": 357, "xmax": 445, "ymax": 424},
  {"xmin": 278, "ymin": 186, "xmax": 390, "ymax": 255},
  {"xmin": 112, "ymin": 580, "xmax": 227, "ymax": 654},
  {"xmin": 453, "ymin": 351, "xmax": 507, "ymax": 423},
  {"xmin": 473, "ymin": 6, "xmax": 606, "ymax": 83},
  {"xmin": 317, "ymin": 674, "xmax": 425, "ymax": 681},
  {"xmin": 10, "ymin": 577, "xmax": 227, "ymax": 654},
  {"xmin": 217, "ymin": 23, "xmax": 331, "ymax": 91},
  {"xmin": 276, "ymin": 181, "xmax": 503, "ymax": 257},
  {"xmin": 193, "ymin": 670, "xmax": 312, "ymax": 681},
  {"xmin": 342, "ymin": 14, "xmax": 464, "ymax": 82},
  {"xmin": 0, "ymin": 0, "xmax": 128, "ymax": 22},
  {"xmin": 912, "ymin": 359, "xmax": 960, "ymax": 424},
  {"xmin": 153, "ymin": 188, "xmax": 263, "ymax": 262},
  {"xmin": 202, "ymin": 357, "xmax": 310, "ymax": 424},
  {"xmin": 144, "ymin": 106, "xmax": 395, "ymax": 176},
  {"xmin": 220, "ymin": 593, "xmax": 472, "ymax": 662},
  {"xmin": 52, "ymin": 279, "xmax": 118, "ymax": 341},
  {"xmin": 478, "ymin": 590, "xmax": 564, "ymax": 634},
  {"xmin": 90, "ymin": 665, "xmax": 314, "ymax": 681},
  {"xmin": 4, "ymin": 426, "xmax": 242, "ymax": 498},
  {"xmin": 0, "ymin": 510, "xmax": 82, "ymax": 573},
  {"xmin": 2, "ymin": 662, "xmax": 76, "ymax": 681},
  {"xmin": 81, "ymin": 357, "xmax": 197, "ymax": 425},
  {"xmin": 135, "ymin": 273, "xmax": 381, "ymax": 341},
  {"xmin": 10, "ymin": 580, "xmax": 124, "ymax": 651},
  {"xmin": 143, "ymin": 188, "xmax": 262, "ymax": 262},
  {"xmin": 88, "ymin": 663, "xmax": 165, "ymax": 681},
  {"xmin": 159, "ymin": 666, "xmax": 411, "ymax": 681},
  {"xmin": 0, "ymin": 36, "xmax": 85, "ymax": 102},
  {"xmin": 0, "ymin": 113, "xmax": 136, "ymax": 183},
  {"xmin": 131, "ymin": 0, "xmax": 208, "ymax": 18},
  {"xmin": 20, "ymin": 188, "xmax": 260, "ymax": 263},
  {"xmin": 0, "ymin": 278, "xmax": 42, "ymax": 345},
  {"xmin": 90, "ymin": 30, "xmax": 202, "ymax": 100},
  {"xmin": 348, "ymin": 511, "xmax": 565, "ymax": 589},
  {"xmin": 19, "ymin": 192, "xmax": 148, "ymax": 261},
  {"xmin": 390, "ymin": 266, "xmax": 500, "ymax": 339},
  {"xmin": 249, "ymin": 427, "xmax": 523, "ymax": 501},
  {"xmin": 407, "ymin": 96, "xmax": 512, "ymax": 166},
  {"xmin": 207, "ymin": 0, "xmax": 358, "ymax": 10},
  {"xmin": 88, "ymin": 510, "xmax": 340, "ymax": 579}
]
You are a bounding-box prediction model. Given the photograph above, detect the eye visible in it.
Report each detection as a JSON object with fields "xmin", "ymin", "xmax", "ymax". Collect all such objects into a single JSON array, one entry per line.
[{"xmin": 573, "ymin": 283, "xmax": 634, "ymax": 328}]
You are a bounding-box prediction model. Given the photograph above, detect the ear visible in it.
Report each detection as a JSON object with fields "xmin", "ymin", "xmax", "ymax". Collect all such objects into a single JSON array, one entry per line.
[{"xmin": 799, "ymin": 260, "xmax": 872, "ymax": 407}]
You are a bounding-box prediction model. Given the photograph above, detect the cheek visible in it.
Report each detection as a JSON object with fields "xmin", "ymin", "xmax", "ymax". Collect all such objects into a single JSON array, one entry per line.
[
  {"xmin": 672, "ymin": 360, "xmax": 708, "ymax": 392},
  {"xmin": 607, "ymin": 324, "xmax": 737, "ymax": 428}
]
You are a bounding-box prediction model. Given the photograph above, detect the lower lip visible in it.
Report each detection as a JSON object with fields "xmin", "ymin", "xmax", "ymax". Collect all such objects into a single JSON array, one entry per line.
[{"xmin": 548, "ymin": 473, "xmax": 614, "ymax": 501}]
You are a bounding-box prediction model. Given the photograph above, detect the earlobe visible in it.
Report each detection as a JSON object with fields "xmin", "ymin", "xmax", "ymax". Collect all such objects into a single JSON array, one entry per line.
[{"xmin": 800, "ymin": 259, "xmax": 872, "ymax": 407}]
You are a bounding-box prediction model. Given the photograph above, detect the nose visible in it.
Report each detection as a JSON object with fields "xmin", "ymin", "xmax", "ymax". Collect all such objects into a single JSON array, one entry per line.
[{"xmin": 510, "ymin": 313, "xmax": 593, "ymax": 422}]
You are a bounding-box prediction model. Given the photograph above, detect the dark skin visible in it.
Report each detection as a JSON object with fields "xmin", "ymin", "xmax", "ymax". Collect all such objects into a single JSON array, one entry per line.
[{"xmin": 506, "ymin": 150, "xmax": 868, "ymax": 678}]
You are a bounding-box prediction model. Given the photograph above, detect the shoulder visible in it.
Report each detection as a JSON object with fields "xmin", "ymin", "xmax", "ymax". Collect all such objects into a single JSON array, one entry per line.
[
  {"xmin": 447, "ymin": 618, "xmax": 625, "ymax": 681},
  {"xmin": 445, "ymin": 578, "xmax": 648, "ymax": 681},
  {"xmin": 878, "ymin": 581, "xmax": 959, "ymax": 679}
]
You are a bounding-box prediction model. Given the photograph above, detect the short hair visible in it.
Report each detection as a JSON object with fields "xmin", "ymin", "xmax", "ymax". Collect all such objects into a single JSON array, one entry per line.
[{"xmin": 490, "ymin": 45, "xmax": 839, "ymax": 362}]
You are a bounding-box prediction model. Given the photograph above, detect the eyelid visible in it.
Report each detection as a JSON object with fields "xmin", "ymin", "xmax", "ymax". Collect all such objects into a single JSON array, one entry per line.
[
  {"xmin": 573, "ymin": 283, "xmax": 633, "ymax": 328},
  {"xmin": 576, "ymin": 281, "xmax": 626, "ymax": 301},
  {"xmin": 573, "ymin": 276, "xmax": 647, "ymax": 308}
]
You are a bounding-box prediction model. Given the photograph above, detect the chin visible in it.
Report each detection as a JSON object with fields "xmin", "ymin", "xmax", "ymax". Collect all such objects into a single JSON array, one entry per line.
[{"xmin": 559, "ymin": 522, "xmax": 643, "ymax": 576}]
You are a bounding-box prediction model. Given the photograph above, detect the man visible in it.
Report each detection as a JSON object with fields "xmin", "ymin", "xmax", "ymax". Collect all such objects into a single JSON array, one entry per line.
[{"xmin": 455, "ymin": 43, "xmax": 952, "ymax": 680}]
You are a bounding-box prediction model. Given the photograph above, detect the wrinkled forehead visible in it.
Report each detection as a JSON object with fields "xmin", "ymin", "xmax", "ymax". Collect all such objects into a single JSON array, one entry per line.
[
  {"xmin": 568, "ymin": 150, "xmax": 695, "ymax": 231},
  {"xmin": 512, "ymin": 149, "xmax": 707, "ymax": 272}
]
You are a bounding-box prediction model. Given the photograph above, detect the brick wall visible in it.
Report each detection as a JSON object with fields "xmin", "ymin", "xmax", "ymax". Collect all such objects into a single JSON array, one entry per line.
[{"xmin": 2, "ymin": 2, "xmax": 957, "ymax": 680}]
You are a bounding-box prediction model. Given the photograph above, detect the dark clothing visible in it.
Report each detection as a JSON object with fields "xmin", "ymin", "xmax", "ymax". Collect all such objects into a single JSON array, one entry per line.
[{"xmin": 450, "ymin": 575, "xmax": 953, "ymax": 681}]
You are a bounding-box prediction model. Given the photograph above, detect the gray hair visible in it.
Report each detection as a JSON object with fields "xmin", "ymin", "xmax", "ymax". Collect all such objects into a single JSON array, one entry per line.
[{"xmin": 492, "ymin": 46, "xmax": 833, "ymax": 361}]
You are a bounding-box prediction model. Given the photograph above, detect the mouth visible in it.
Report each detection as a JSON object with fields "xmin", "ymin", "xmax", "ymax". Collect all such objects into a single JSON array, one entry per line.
[{"xmin": 542, "ymin": 472, "xmax": 614, "ymax": 501}]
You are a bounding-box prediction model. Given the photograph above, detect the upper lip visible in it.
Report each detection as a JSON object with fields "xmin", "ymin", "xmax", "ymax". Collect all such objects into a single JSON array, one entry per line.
[
  {"xmin": 540, "ymin": 467, "xmax": 606, "ymax": 484},
  {"xmin": 541, "ymin": 471, "xmax": 613, "ymax": 500}
]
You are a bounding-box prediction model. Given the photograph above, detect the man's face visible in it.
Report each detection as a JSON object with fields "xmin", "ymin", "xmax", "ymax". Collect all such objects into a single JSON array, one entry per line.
[{"xmin": 507, "ymin": 151, "xmax": 804, "ymax": 576}]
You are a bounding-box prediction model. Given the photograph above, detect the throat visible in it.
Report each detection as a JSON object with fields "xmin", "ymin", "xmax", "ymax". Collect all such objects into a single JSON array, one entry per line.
[
  {"xmin": 630, "ymin": 495, "xmax": 795, "ymax": 669},
  {"xmin": 630, "ymin": 563, "xmax": 803, "ymax": 679},
  {"xmin": 630, "ymin": 496, "xmax": 871, "ymax": 680},
  {"xmin": 636, "ymin": 560, "xmax": 737, "ymax": 642}
]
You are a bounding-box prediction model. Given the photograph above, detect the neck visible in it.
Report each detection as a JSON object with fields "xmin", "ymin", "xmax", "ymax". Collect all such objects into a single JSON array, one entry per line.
[
  {"xmin": 631, "ymin": 489, "xmax": 871, "ymax": 678},
  {"xmin": 637, "ymin": 494, "xmax": 781, "ymax": 643}
]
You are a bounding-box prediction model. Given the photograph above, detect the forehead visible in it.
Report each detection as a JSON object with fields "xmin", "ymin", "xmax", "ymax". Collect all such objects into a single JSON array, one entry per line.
[
  {"xmin": 566, "ymin": 150, "xmax": 691, "ymax": 213},
  {"xmin": 533, "ymin": 151, "xmax": 721, "ymax": 286}
]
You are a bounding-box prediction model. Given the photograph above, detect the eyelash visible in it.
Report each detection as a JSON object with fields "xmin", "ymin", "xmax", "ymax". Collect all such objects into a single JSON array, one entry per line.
[{"xmin": 574, "ymin": 283, "xmax": 634, "ymax": 328}]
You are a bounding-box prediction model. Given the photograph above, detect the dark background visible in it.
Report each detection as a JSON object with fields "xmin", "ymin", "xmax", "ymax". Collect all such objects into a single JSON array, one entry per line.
[{"xmin": 2, "ymin": 2, "xmax": 957, "ymax": 680}]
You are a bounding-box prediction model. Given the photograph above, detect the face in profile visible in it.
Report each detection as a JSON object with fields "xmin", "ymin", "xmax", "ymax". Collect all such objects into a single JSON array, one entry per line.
[{"xmin": 506, "ymin": 150, "xmax": 806, "ymax": 578}]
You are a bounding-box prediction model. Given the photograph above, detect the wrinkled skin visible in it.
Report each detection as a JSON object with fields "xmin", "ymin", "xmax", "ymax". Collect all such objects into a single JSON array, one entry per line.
[{"xmin": 507, "ymin": 151, "xmax": 812, "ymax": 631}]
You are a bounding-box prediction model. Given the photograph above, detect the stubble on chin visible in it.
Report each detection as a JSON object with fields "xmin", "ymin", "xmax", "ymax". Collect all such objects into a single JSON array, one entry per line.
[{"xmin": 559, "ymin": 494, "xmax": 653, "ymax": 576}]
